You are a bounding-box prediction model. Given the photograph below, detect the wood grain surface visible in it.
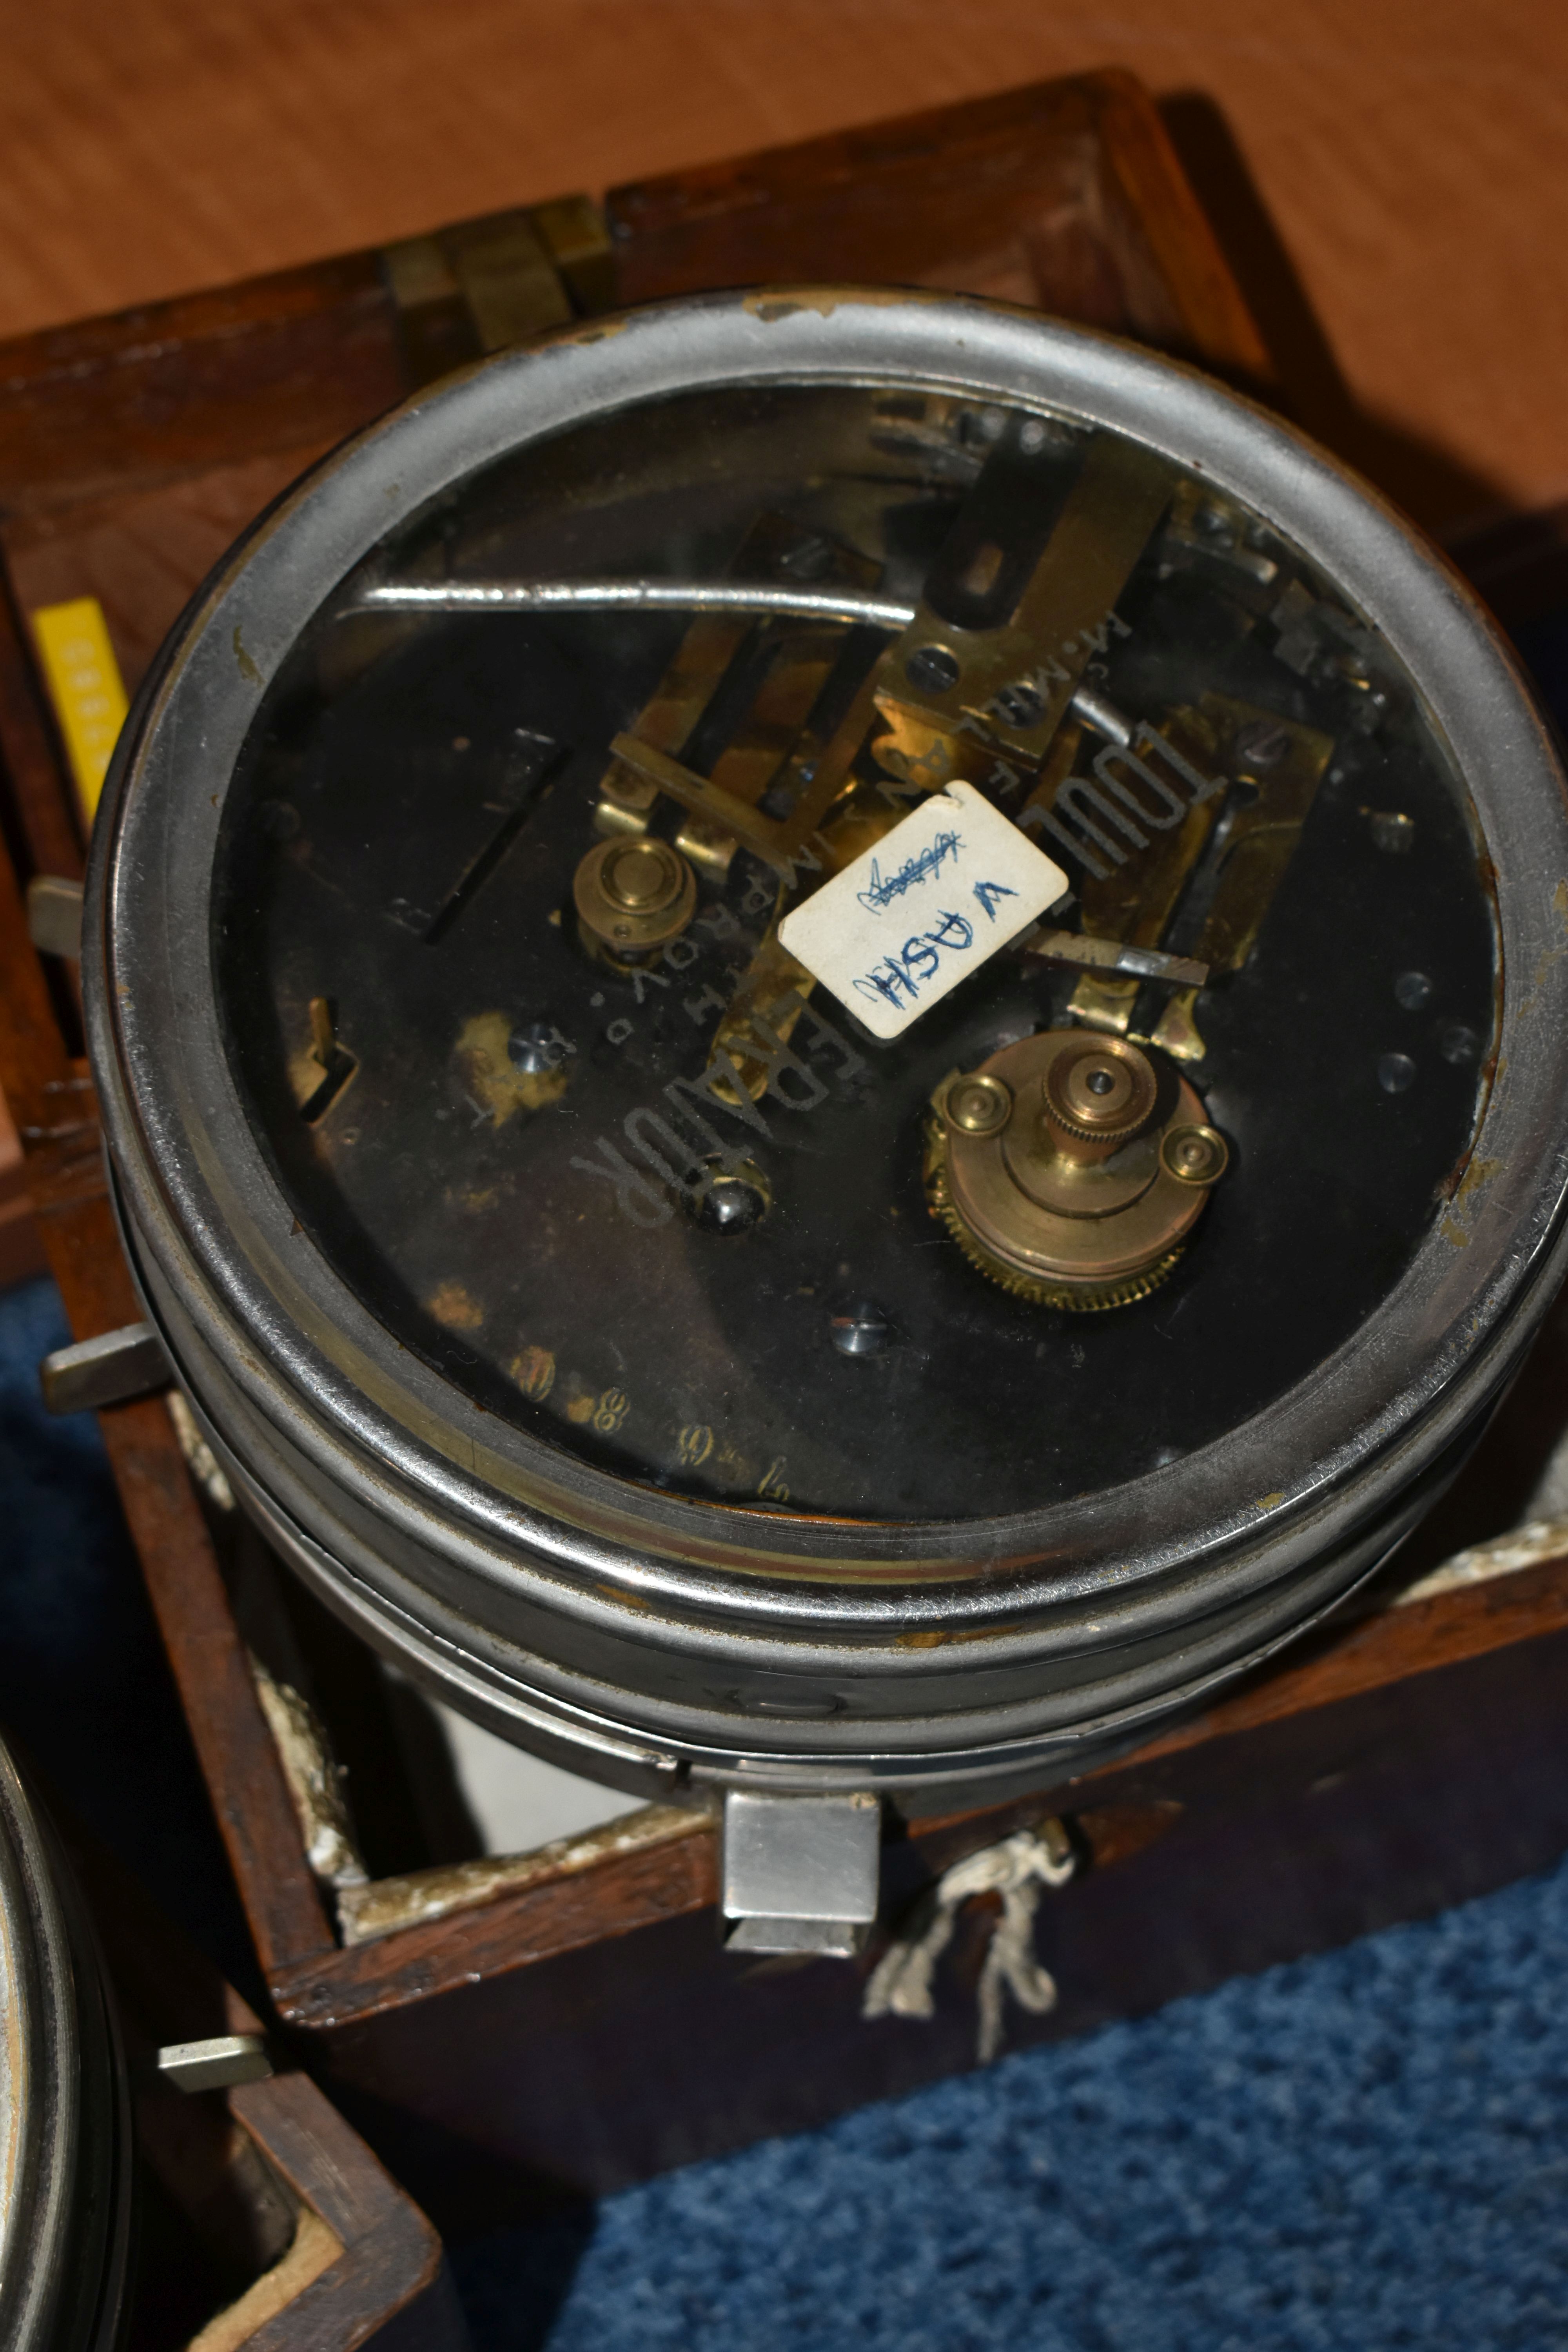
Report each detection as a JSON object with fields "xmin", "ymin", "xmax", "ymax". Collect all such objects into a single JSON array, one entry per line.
[{"xmin": 0, "ymin": 2, "xmax": 1563, "ymax": 542}]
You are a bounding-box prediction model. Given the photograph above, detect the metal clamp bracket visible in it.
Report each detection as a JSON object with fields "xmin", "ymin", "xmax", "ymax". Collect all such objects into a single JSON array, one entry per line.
[
  {"xmin": 155, "ymin": 2034, "xmax": 273, "ymax": 2093},
  {"xmin": 720, "ymin": 1789, "xmax": 882, "ymax": 1957},
  {"xmin": 25, "ymin": 875, "xmax": 83, "ymax": 960},
  {"xmin": 40, "ymin": 1321, "xmax": 171, "ymax": 1415}
]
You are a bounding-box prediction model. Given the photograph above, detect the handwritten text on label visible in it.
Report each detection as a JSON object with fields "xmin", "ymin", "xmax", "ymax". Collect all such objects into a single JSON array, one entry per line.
[{"xmin": 779, "ymin": 782, "xmax": 1068, "ymax": 1039}]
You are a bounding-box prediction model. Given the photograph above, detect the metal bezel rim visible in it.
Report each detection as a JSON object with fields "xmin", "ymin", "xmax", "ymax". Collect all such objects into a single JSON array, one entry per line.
[{"xmin": 85, "ymin": 287, "xmax": 1568, "ymax": 1621}]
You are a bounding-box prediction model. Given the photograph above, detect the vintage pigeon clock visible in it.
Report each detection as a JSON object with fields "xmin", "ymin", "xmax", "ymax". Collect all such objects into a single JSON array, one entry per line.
[{"xmin": 84, "ymin": 292, "xmax": 1568, "ymax": 1946}]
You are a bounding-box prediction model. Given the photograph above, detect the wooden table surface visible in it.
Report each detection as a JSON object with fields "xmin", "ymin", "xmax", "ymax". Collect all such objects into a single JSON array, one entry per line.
[{"xmin": 0, "ymin": 4, "xmax": 1563, "ymax": 537}]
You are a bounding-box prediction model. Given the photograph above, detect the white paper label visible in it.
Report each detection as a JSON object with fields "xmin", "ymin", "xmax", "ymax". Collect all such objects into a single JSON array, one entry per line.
[{"xmin": 777, "ymin": 782, "xmax": 1069, "ymax": 1040}]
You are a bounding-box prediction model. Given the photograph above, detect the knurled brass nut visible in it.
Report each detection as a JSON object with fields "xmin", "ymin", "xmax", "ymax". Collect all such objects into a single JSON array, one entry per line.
[
  {"xmin": 1042, "ymin": 1038, "xmax": 1158, "ymax": 1144},
  {"xmin": 1065, "ymin": 1061, "xmax": 1134, "ymax": 1118}
]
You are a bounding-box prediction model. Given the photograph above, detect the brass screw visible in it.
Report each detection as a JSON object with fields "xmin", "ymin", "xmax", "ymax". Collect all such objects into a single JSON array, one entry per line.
[
  {"xmin": 1160, "ymin": 1124, "xmax": 1230, "ymax": 1187},
  {"xmin": 947, "ymin": 1074, "xmax": 1012, "ymax": 1136},
  {"xmin": 1233, "ymin": 719, "xmax": 1291, "ymax": 772}
]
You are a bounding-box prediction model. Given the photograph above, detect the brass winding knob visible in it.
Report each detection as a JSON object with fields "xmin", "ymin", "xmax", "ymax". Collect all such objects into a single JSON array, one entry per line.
[{"xmin": 927, "ymin": 1029, "xmax": 1228, "ymax": 1311}]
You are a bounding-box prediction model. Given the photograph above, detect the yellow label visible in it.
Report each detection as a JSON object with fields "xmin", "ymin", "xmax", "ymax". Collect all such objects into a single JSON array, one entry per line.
[{"xmin": 29, "ymin": 597, "xmax": 129, "ymax": 825}]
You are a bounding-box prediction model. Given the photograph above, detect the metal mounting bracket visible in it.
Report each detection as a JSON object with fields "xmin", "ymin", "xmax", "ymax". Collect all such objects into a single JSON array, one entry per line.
[
  {"xmin": 720, "ymin": 1789, "xmax": 882, "ymax": 1957},
  {"xmin": 40, "ymin": 1321, "xmax": 171, "ymax": 1415}
]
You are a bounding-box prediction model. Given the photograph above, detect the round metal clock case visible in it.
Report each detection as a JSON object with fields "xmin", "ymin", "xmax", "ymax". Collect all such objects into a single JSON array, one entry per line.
[{"xmin": 84, "ymin": 290, "xmax": 1568, "ymax": 1812}]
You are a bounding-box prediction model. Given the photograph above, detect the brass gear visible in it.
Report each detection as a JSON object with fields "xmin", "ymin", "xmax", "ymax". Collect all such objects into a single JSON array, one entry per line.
[
  {"xmin": 1039, "ymin": 1034, "xmax": 1159, "ymax": 1148},
  {"xmin": 924, "ymin": 1140, "xmax": 1184, "ymax": 1313}
]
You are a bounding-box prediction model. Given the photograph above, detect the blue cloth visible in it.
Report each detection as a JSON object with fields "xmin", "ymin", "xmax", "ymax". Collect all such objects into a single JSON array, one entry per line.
[{"xmin": 456, "ymin": 1855, "xmax": 1568, "ymax": 2349}]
